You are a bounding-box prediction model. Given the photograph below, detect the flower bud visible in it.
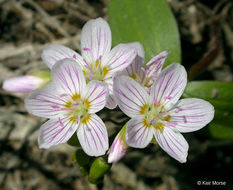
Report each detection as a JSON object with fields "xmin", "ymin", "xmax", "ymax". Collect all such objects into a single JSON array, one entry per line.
[
  {"xmin": 2, "ymin": 70, "xmax": 50, "ymax": 93},
  {"xmin": 108, "ymin": 124, "xmax": 129, "ymax": 163}
]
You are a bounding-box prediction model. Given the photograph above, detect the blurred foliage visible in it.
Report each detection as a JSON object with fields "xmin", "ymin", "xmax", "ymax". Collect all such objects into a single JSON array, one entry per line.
[{"xmin": 108, "ymin": 0, "xmax": 181, "ymax": 66}]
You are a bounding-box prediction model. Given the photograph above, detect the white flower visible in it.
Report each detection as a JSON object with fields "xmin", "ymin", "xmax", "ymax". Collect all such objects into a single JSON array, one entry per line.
[
  {"xmin": 113, "ymin": 63, "xmax": 214, "ymax": 163},
  {"xmin": 115, "ymin": 42, "xmax": 168, "ymax": 91},
  {"xmin": 25, "ymin": 59, "xmax": 109, "ymax": 157},
  {"xmin": 41, "ymin": 18, "xmax": 136, "ymax": 109}
]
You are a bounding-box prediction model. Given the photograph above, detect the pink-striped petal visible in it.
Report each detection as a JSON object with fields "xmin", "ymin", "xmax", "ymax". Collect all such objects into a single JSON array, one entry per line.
[
  {"xmin": 41, "ymin": 44, "xmax": 85, "ymax": 69},
  {"xmin": 114, "ymin": 42, "xmax": 144, "ymax": 79},
  {"xmin": 25, "ymin": 83, "xmax": 67, "ymax": 118},
  {"xmin": 38, "ymin": 117, "xmax": 78, "ymax": 149},
  {"xmin": 82, "ymin": 81, "xmax": 108, "ymax": 113},
  {"xmin": 51, "ymin": 59, "xmax": 86, "ymax": 96},
  {"xmin": 146, "ymin": 51, "xmax": 168, "ymax": 79},
  {"xmin": 169, "ymin": 98, "xmax": 214, "ymax": 133},
  {"xmin": 102, "ymin": 44, "xmax": 136, "ymax": 75},
  {"xmin": 153, "ymin": 127, "xmax": 189, "ymax": 163},
  {"xmin": 81, "ymin": 18, "xmax": 112, "ymax": 64},
  {"xmin": 108, "ymin": 125, "xmax": 128, "ymax": 163},
  {"xmin": 150, "ymin": 63, "xmax": 187, "ymax": 110},
  {"xmin": 77, "ymin": 114, "xmax": 109, "ymax": 157},
  {"xmin": 126, "ymin": 42, "xmax": 145, "ymax": 60},
  {"xmin": 126, "ymin": 117, "xmax": 153, "ymax": 148},
  {"xmin": 113, "ymin": 76, "xmax": 149, "ymax": 118},
  {"xmin": 105, "ymin": 94, "xmax": 117, "ymax": 109}
]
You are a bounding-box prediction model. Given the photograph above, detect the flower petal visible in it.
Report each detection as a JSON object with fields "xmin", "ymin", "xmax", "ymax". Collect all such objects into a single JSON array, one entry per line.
[
  {"xmin": 41, "ymin": 44, "xmax": 85, "ymax": 69},
  {"xmin": 105, "ymin": 94, "xmax": 117, "ymax": 109},
  {"xmin": 126, "ymin": 117, "xmax": 153, "ymax": 148},
  {"xmin": 150, "ymin": 63, "xmax": 187, "ymax": 110},
  {"xmin": 82, "ymin": 81, "xmax": 108, "ymax": 113},
  {"xmin": 38, "ymin": 117, "xmax": 78, "ymax": 149},
  {"xmin": 51, "ymin": 58, "xmax": 86, "ymax": 96},
  {"xmin": 25, "ymin": 83, "xmax": 67, "ymax": 118},
  {"xmin": 3, "ymin": 75, "xmax": 43, "ymax": 93},
  {"xmin": 77, "ymin": 114, "xmax": 109, "ymax": 157},
  {"xmin": 154, "ymin": 127, "xmax": 189, "ymax": 163},
  {"xmin": 102, "ymin": 44, "xmax": 136, "ymax": 75},
  {"xmin": 146, "ymin": 51, "xmax": 168, "ymax": 79},
  {"xmin": 81, "ymin": 18, "xmax": 112, "ymax": 64},
  {"xmin": 113, "ymin": 76, "xmax": 149, "ymax": 118},
  {"xmin": 108, "ymin": 125, "xmax": 128, "ymax": 163},
  {"xmin": 169, "ymin": 98, "xmax": 214, "ymax": 133},
  {"xmin": 127, "ymin": 42, "xmax": 145, "ymax": 59}
]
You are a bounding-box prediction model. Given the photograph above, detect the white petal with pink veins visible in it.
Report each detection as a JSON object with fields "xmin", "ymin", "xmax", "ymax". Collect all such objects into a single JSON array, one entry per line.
[
  {"xmin": 102, "ymin": 44, "xmax": 136, "ymax": 75},
  {"xmin": 42, "ymin": 44, "xmax": 85, "ymax": 69},
  {"xmin": 169, "ymin": 98, "xmax": 214, "ymax": 133},
  {"xmin": 82, "ymin": 81, "xmax": 108, "ymax": 113},
  {"xmin": 146, "ymin": 51, "xmax": 168, "ymax": 79},
  {"xmin": 25, "ymin": 83, "xmax": 68, "ymax": 118},
  {"xmin": 77, "ymin": 114, "xmax": 109, "ymax": 157},
  {"xmin": 51, "ymin": 59, "xmax": 86, "ymax": 96},
  {"xmin": 150, "ymin": 63, "xmax": 187, "ymax": 110},
  {"xmin": 81, "ymin": 18, "xmax": 112, "ymax": 64},
  {"xmin": 38, "ymin": 117, "xmax": 78, "ymax": 149},
  {"xmin": 153, "ymin": 127, "xmax": 189, "ymax": 163},
  {"xmin": 126, "ymin": 117, "xmax": 153, "ymax": 148},
  {"xmin": 114, "ymin": 76, "xmax": 149, "ymax": 118}
]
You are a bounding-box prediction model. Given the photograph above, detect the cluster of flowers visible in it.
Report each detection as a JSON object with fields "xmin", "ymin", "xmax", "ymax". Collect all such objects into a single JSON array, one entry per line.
[{"xmin": 3, "ymin": 18, "xmax": 214, "ymax": 163}]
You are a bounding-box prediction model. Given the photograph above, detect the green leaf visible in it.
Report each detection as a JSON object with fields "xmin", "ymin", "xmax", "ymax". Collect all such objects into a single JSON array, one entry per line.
[
  {"xmin": 108, "ymin": 0, "xmax": 181, "ymax": 66},
  {"xmin": 183, "ymin": 81, "xmax": 233, "ymax": 140}
]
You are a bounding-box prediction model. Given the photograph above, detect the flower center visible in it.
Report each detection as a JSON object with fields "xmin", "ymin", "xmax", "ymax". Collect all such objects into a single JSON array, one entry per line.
[
  {"xmin": 83, "ymin": 60, "xmax": 109, "ymax": 82},
  {"xmin": 129, "ymin": 69, "xmax": 152, "ymax": 88},
  {"xmin": 64, "ymin": 93, "xmax": 91, "ymax": 124},
  {"xmin": 141, "ymin": 100, "xmax": 172, "ymax": 130}
]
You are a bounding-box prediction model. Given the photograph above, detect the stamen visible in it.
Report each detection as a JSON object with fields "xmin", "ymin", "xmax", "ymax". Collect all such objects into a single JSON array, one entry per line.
[
  {"xmin": 149, "ymin": 117, "xmax": 156, "ymax": 125},
  {"xmin": 73, "ymin": 54, "xmax": 76, "ymax": 59},
  {"xmin": 73, "ymin": 102, "xmax": 81, "ymax": 106},
  {"xmin": 154, "ymin": 97, "xmax": 159, "ymax": 106},
  {"xmin": 89, "ymin": 74, "xmax": 92, "ymax": 80},
  {"xmin": 156, "ymin": 112, "xmax": 168, "ymax": 118}
]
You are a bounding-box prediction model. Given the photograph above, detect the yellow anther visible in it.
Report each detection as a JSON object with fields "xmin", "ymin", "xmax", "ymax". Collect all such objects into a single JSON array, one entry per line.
[
  {"xmin": 72, "ymin": 93, "xmax": 81, "ymax": 101},
  {"xmin": 164, "ymin": 115, "xmax": 171, "ymax": 121},
  {"xmin": 140, "ymin": 104, "xmax": 148, "ymax": 115},
  {"xmin": 143, "ymin": 119, "xmax": 150, "ymax": 128},
  {"xmin": 103, "ymin": 66, "xmax": 109, "ymax": 77},
  {"xmin": 129, "ymin": 73, "xmax": 136, "ymax": 80},
  {"xmin": 69, "ymin": 117, "xmax": 77, "ymax": 123},
  {"xmin": 81, "ymin": 114, "xmax": 91, "ymax": 124},
  {"xmin": 83, "ymin": 99, "xmax": 90, "ymax": 109},
  {"xmin": 154, "ymin": 124, "xmax": 164, "ymax": 131},
  {"xmin": 95, "ymin": 60, "xmax": 100, "ymax": 67},
  {"xmin": 65, "ymin": 101, "xmax": 72, "ymax": 108}
]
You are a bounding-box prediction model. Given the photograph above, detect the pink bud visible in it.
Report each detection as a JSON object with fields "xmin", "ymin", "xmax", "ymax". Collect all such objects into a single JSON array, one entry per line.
[
  {"xmin": 2, "ymin": 75, "xmax": 44, "ymax": 93},
  {"xmin": 108, "ymin": 126, "xmax": 128, "ymax": 163}
]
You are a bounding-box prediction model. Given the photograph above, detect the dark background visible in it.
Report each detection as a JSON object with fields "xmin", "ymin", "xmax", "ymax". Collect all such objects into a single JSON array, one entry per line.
[{"xmin": 0, "ymin": 0, "xmax": 232, "ymax": 189}]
